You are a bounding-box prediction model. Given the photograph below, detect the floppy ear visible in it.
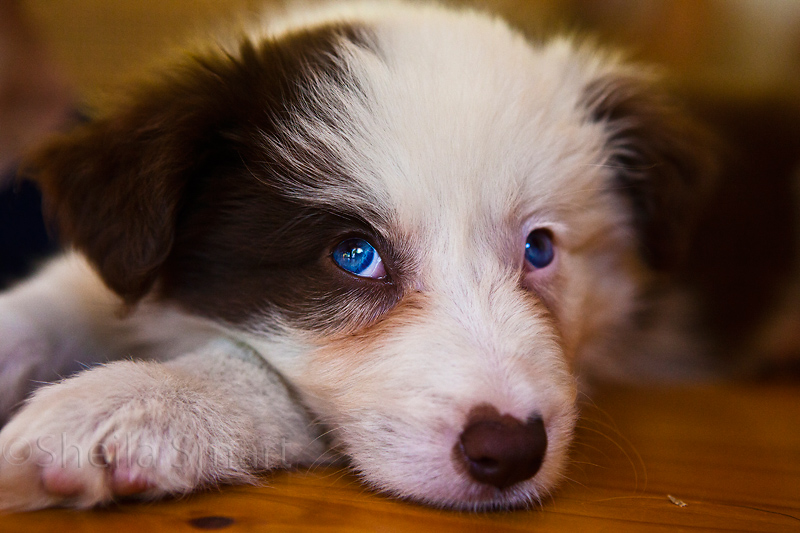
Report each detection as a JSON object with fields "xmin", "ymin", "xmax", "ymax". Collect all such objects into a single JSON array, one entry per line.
[
  {"xmin": 584, "ymin": 74, "xmax": 718, "ymax": 271},
  {"xmin": 24, "ymin": 25, "xmax": 372, "ymax": 307},
  {"xmin": 24, "ymin": 61, "xmax": 234, "ymax": 304}
]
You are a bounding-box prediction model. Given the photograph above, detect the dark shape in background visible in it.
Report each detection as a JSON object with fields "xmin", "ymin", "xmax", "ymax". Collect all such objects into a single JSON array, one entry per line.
[{"xmin": 0, "ymin": 173, "xmax": 58, "ymax": 289}]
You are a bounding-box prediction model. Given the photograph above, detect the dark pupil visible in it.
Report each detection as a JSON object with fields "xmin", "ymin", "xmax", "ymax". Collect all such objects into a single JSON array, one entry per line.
[{"xmin": 525, "ymin": 230, "xmax": 554, "ymax": 268}]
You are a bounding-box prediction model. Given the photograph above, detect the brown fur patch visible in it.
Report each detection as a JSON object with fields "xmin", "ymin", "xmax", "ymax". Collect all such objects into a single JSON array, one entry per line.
[
  {"xmin": 582, "ymin": 74, "xmax": 718, "ymax": 272},
  {"xmin": 23, "ymin": 24, "xmax": 407, "ymax": 331}
]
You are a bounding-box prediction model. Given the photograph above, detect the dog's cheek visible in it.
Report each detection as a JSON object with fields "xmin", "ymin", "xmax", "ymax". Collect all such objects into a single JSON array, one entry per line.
[{"xmin": 531, "ymin": 214, "xmax": 650, "ymax": 371}]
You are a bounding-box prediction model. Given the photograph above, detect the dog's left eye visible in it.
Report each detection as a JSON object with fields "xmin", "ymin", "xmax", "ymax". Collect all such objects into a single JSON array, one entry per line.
[{"xmin": 332, "ymin": 238, "xmax": 386, "ymax": 279}]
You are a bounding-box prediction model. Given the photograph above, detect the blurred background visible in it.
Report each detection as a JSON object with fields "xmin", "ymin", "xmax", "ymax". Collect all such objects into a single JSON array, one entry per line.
[
  {"xmin": 13, "ymin": 0, "xmax": 800, "ymax": 105},
  {"xmin": 1, "ymin": 0, "xmax": 799, "ymax": 359}
]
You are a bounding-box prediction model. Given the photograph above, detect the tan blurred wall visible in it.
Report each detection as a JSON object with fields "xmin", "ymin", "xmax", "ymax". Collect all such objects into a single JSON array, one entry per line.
[
  {"xmin": 24, "ymin": 0, "xmax": 269, "ymax": 105},
  {"xmin": 21, "ymin": 0, "xmax": 800, "ymax": 106}
]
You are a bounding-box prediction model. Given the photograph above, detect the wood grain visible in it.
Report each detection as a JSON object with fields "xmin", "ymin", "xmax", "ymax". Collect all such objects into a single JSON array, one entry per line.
[{"xmin": 1, "ymin": 382, "xmax": 798, "ymax": 532}]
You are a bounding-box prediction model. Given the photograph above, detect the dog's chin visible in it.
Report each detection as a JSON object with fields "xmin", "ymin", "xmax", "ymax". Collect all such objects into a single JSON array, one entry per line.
[
  {"xmin": 350, "ymin": 453, "xmax": 566, "ymax": 511},
  {"xmin": 326, "ymin": 405, "xmax": 577, "ymax": 510},
  {"xmin": 382, "ymin": 476, "xmax": 556, "ymax": 512}
]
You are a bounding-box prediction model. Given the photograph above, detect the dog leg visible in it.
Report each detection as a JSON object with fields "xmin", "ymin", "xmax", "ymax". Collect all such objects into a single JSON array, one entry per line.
[
  {"xmin": 0, "ymin": 253, "xmax": 120, "ymax": 423},
  {"xmin": 0, "ymin": 252, "xmax": 221, "ymax": 424},
  {"xmin": 0, "ymin": 338, "xmax": 324, "ymax": 512}
]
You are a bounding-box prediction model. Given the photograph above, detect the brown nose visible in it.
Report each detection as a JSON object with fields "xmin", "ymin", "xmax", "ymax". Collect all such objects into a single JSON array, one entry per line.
[{"xmin": 457, "ymin": 408, "xmax": 547, "ymax": 489}]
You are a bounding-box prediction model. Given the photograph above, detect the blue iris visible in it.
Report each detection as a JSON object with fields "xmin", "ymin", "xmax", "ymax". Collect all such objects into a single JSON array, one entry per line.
[
  {"xmin": 332, "ymin": 238, "xmax": 385, "ymax": 278},
  {"xmin": 525, "ymin": 229, "xmax": 555, "ymax": 269}
]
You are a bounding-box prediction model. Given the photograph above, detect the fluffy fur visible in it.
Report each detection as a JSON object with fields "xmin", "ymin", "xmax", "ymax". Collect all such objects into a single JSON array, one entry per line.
[{"xmin": 0, "ymin": 1, "xmax": 716, "ymax": 511}]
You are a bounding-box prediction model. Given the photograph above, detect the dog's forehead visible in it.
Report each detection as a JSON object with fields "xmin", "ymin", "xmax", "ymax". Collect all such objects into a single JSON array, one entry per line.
[
  {"xmin": 151, "ymin": 6, "xmax": 641, "ymax": 330},
  {"xmin": 277, "ymin": 9, "xmax": 611, "ymax": 253}
]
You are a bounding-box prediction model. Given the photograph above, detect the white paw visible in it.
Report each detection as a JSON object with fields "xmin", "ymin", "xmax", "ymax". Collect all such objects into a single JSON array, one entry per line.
[{"xmin": 0, "ymin": 360, "xmax": 262, "ymax": 512}]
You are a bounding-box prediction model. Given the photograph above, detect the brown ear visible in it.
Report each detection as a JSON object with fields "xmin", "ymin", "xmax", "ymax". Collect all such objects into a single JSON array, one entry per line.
[
  {"xmin": 24, "ymin": 25, "xmax": 373, "ymax": 306},
  {"xmin": 24, "ymin": 63, "xmax": 232, "ymax": 303},
  {"xmin": 584, "ymin": 74, "xmax": 719, "ymax": 271}
]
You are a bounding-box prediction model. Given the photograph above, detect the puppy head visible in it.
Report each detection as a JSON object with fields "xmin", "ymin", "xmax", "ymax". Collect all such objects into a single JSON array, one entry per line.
[{"xmin": 27, "ymin": 3, "xmax": 714, "ymax": 509}]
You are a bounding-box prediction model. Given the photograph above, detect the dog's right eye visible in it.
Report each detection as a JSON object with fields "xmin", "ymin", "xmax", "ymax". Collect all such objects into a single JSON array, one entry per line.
[{"xmin": 331, "ymin": 238, "xmax": 386, "ymax": 279}]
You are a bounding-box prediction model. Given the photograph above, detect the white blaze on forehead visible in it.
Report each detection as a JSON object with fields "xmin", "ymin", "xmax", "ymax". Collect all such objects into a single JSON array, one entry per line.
[
  {"xmin": 249, "ymin": 3, "xmax": 641, "ymax": 373},
  {"xmin": 280, "ymin": 6, "xmax": 620, "ymax": 268}
]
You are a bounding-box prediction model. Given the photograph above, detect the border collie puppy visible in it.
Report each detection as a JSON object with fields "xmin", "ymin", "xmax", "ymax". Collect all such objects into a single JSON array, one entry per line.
[{"xmin": 0, "ymin": 1, "xmax": 715, "ymax": 511}]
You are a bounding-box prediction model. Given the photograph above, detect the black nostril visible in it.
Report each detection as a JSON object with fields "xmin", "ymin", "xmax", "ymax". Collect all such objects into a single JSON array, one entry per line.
[{"xmin": 457, "ymin": 408, "xmax": 547, "ymax": 489}]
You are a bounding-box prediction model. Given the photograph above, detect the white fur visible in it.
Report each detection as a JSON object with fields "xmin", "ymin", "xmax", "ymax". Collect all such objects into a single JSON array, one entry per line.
[{"xmin": 1, "ymin": 2, "xmax": 673, "ymax": 512}]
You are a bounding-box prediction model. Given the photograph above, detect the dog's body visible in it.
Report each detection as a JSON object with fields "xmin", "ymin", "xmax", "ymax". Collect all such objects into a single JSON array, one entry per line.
[{"xmin": 0, "ymin": 1, "xmax": 744, "ymax": 512}]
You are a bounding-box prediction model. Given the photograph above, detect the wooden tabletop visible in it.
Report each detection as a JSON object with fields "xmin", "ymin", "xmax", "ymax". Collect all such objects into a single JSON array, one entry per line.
[{"xmin": 0, "ymin": 381, "xmax": 798, "ymax": 532}]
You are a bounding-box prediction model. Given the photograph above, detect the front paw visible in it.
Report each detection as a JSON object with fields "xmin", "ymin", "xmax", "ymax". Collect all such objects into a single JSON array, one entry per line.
[{"xmin": 0, "ymin": 360, "xmax": 260, "ymax": 512}]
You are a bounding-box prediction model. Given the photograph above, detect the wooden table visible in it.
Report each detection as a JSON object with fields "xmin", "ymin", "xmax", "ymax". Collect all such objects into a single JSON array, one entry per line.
[{"xmin": 1, "ymin": 382, "xmax": 798, "ymax": 532}]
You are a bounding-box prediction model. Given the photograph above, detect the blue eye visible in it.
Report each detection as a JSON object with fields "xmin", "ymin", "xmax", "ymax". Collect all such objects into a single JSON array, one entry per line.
[
  {"xmin": 525, "ymin": 229, "xmax": 555, "ymax": 269},
  {"xmin": 332, "ymin": 238, "xmax": 386, "ymax": 279}
]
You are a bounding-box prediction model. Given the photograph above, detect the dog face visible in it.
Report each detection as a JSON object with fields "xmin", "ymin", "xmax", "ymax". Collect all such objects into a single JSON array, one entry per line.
[{"xmin": 28, "ymin": 3, "xmax": 712, "ymax": 509}]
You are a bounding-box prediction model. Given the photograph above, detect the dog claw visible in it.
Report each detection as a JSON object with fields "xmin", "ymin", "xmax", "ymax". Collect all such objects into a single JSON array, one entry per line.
[{"xmin": 109, "ymin": 466, "xmax": 154, "ymax": 497}]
